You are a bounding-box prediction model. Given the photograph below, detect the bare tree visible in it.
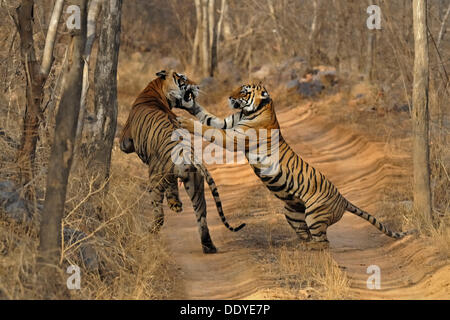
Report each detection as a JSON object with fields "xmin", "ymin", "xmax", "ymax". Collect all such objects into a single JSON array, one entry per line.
[
  {"xmin": 16, "ymin": 0, "xmax": 64, "ymax": 197},
  {"xmin": 191, "ymin": 0, "xmax": 202, "ymax": 68},
  {"xmin": 191, "ymin": 0, "xmax": 220, "ymax": 77},
  {"xmin": 365, "ymin": 0, "xmax": 377, "ymax": 83},
  {"xmin": 216, "ymin": 0, "xmax": 226, "ymax": 57},
  {"xmin": 364, "ymin": 31, "xmax": 376, "ymax": 82},
  {"xmin": 437, "ymin": 2, "xmax": 450, "ymax": 49},
  {"xmin": 201, "ymin": 0, "xmax": 210, "ymax": 76},
  {"xmin": 40, "ymin": 0, "xmax": 87, "ymax": 266},
  {"xmin": 87, "ymin": 0, "xmax": 123, "ymax": 185},
  {"xmin": 209, "ymin": 0, "xmax": 218, "ymax": 76},
  {"xmin": 412, "ymin": 0, "xmax": 432, "ymax": 223},
  {"xmin": 309, "ymin": 0, "xmax": 319, "ymax": 62},
  {"xmin": 76, "ymin": 0, "xmax": 104, "ymax": 145}
]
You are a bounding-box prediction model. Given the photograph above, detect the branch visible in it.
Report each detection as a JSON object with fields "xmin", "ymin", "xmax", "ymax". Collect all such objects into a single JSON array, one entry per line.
[
  {"xmin": 437, "ymin": 3, "xmax": 450, "ymax": 49},
  {"xmin": 40, "ymin": 0, "xmax": 64, "ymax": 78}
]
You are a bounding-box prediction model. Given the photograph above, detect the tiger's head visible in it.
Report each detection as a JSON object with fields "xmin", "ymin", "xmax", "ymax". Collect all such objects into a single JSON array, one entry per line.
[
  {"xmin": 156, "ymin": 70, "xmax": 199, "ymax": 109},
  {"xmin": 119, "ymin": 70, "xmax": 198, "ymax": 154},
  {"xmin": 228, "ymin": 84, "xmax": 272, "ymax": 115}
]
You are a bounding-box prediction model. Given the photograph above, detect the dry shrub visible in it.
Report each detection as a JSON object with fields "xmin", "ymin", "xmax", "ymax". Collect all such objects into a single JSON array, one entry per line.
[
  {"xmin": 263, "ymin": 246, "xmax": 350, "ymax": 300},
  {"xmin": 0, "ymin": 159, "xmax": 177, "ymax": 299},
  {"xmin": 60, "ymin": 163, "xmax": 177, "ymax": 299}
]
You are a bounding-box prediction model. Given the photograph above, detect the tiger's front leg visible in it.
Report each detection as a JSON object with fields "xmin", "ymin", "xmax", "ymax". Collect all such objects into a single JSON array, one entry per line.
[
  {"xmin": 284, "ymin": 203, "xmax": 311, "ymax": 242},
  {"xmin": 304, "ymin": 206, "xmax": 330, "ymax": 250}
]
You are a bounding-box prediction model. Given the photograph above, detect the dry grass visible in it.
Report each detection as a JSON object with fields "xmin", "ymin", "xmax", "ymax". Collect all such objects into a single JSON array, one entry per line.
[
  {"xmin": 61, "ymin": 164, "xmax": 177, "ymax": 299},
  {"xmin": 0, "ymin": 149, "xmax": 178, "ymax": 299},
  {"xmin": 0, "ymin": 179, "xmax": 177, "ymax": 299},
  {"xmin": 230, "ymin": 185, "xmax": 351, "ymax": 300},
  {"xmin": 264, "ymin": 246, "xmax": 351, "ymax": 300}
]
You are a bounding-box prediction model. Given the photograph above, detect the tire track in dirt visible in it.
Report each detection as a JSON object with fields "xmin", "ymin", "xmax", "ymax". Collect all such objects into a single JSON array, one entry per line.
[{"xmin": 162, "ymin": 103, "xmax": 449, "ymax": 299}]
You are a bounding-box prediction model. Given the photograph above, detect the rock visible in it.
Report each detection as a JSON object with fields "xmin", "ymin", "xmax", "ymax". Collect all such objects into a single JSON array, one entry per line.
[
  {"xmin": 0, "ymin": 129, "xmax": 19, "ymax": 149},
  {"xmin": 0, "ymin": 179, "xmax": 99, "ymax": 272},
  {"xmin": 283, "ymin": 63, "xmax": 337, "ymax": 97},
  {"xmin": 278, "ymin": 56, "xmax": 309, "ymax": 82},
  {"xmin": 63, "ymin": 228, "xmax": 99, "ymax": 272},
  {"xmin": 393, "ymin": 104, "xmax": 410, "ymax": 113},
  {"xmin": 285, "ymin": 78, "xmax": 324, "ymax": 97},
  {"xmin": 312, "ymin": 66, "xmax": 337, "ymax": 87},
  {"xmin": 4, "ymin": 199, "xmax": 33, "ymax": 222},
  {"xmin": 0, "ymin": 180, "xmax": 15, "ymax": 195},
  {"xmin": 297, "ymin": 80, "xmax": 324, "ymax": 97},
  {"xmin": 0, "ymin": 180, "xmax": 33, "ymax": 222},
  {"xmin": 286, "ymin": 79, "xmax": 300, "ymax": 90}
]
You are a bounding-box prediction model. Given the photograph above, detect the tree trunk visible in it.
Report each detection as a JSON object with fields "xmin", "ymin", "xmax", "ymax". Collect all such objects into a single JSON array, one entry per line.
[
  {"xmin": 333, "ymin": 0, "xmax": 343, "ymax": 71},
  {"xmin": 88, "ymin": 0, "xmax": 122, "ymax": 185},
  {"xmin": 16, "ymin": 0, "xmax": 42, "ymax": 197},
  {"xmin": 365, "ymin": 31, "xmax": 376, "ymax": 82},
  {"xmin": 16, "ymin": 0, "xmax": 63, "ymax": 199},
  {"xmin": 191, "ymin": 0, "xmax": 202, "ymax": 68},
  {"xmin": 39, "ymin": 0, "xmax": 87, "ymax": 266},
  {"xmin": 309, "ymin": 0, "xmax": 319, "ymax": 63},
  {"xmin": 208, "ymin": 0, "xmax": 215, "ymax": 49},
  {"xmin": 412, "ymin": 0, "xmax": 432, "ymax": 223},
  {"xmin": 209, "ymin": 0, "xmax": 218, "ymax": 77},
  {"xmin": 215, "ymin": 0, "xmax": 226, "ymax": 58},
  {"xmin": 363, "ymin": 0, "xmax": 377, "ymax": 82},
  {"xmin": 75, "ymin": 0, "xmax": 104, "ymax": 155},
  {"xmin": 201, "ymin": 0, "xmax": 210, "ymax": 76}
]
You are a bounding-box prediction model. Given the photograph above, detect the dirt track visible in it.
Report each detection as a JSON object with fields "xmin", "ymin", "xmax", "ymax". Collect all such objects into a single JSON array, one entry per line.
[{"xmin": 161, "ymin": 102, "xmax": 450, "ymax": 299}]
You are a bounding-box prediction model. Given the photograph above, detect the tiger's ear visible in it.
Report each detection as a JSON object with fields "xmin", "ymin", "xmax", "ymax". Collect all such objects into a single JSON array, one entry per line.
[{"xmin": 156, "ymin": 70, "xmax": 167, "ymax": 80}]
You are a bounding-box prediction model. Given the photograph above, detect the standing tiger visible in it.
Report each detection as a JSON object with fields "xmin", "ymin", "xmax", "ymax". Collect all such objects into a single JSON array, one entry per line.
[
  {"xmin": 119, "ymin": 70, "xmax": 245, "ymax": 253},
  {"xmin": 177, "ymin": 84, "xmax": 414, "ymax": 247}
]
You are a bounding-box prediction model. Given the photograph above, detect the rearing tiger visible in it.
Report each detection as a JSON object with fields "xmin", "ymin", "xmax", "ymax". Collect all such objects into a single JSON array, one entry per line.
[
  {"xmin": 177, "ymin": 84, "xmax": 414, "ymax": 247},
  {"xmin": 119, "ymin": 70, "xmax": 245, "ymax": 253}
]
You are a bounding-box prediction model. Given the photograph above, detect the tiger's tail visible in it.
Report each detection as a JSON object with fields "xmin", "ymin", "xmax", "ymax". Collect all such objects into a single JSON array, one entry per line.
[
  {"xmin": 195, "ymin": 163, "xmax": 246, "ymax": 232},
  {"xmin": 346, "ymin": 201, "xmax": 416, "ymax": 239}
]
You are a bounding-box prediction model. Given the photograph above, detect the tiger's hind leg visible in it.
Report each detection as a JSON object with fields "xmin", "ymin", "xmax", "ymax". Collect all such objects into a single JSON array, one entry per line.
[
  {"xmin": 148, "ymin": 184, "xmax": 165, "ymax": 233},
  {"xmin": 179, "ymin": 167, "xmax": 217, "ymax": 254},
  {"xmin": 284, "ymin": 203, "xmax": 311, "ymax": 242},
  {"xmin": 165, "ymin": 176, "xmax": 183, "ymax": 213}
]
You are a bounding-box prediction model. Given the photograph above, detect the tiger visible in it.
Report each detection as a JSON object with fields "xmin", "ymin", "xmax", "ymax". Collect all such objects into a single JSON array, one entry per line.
[
  {"xmin": 119, "ymin": 70, "xmax": 245, "ymax": 253},
  {"xmin": 176, "ymin": 83, "xmax": 414, "ymax": 247}
]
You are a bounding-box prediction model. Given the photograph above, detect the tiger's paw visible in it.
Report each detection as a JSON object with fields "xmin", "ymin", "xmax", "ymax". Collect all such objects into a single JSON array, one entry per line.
[
  {"xmin": 167, "ymin": 198, "xmax": 183, "ymax": 213},
  {"xmin": 176, "ymin": 116, "xmax": 196, "ymax": 134},
  {"xmin": 201, "ymin": 239, "xmax": 217, "ymax": 254},
  {"xmin": 202, "ymin": 244, "xmax": 217, "ymax": 254}
]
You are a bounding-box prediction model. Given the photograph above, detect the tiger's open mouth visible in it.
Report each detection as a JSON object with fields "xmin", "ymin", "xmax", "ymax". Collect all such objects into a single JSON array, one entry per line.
[
  {"xmin": 183, "ymin": 89, "xmax": 194, "ymax": 102},
  {"xmin": 175, "ymin": 88, "xmax": 195, "ymax": 110}
]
